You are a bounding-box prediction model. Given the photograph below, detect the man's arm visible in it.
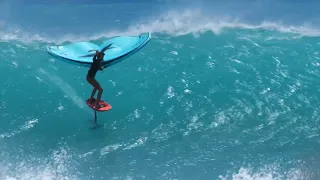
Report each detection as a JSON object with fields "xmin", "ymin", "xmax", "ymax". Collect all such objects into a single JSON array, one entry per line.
[
  {"xmin": 93, "ymin": 55, "xmax": 97, "ymax": 61},
  {"xmin": 88, "ymin": 50, "xmax": 99, "ymax": 60}
]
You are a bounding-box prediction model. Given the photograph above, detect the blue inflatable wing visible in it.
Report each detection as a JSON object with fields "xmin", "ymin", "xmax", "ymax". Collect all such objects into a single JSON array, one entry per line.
[{"xmin": 47, "ymin": 32, "xmax": 151, "ymax": 67}]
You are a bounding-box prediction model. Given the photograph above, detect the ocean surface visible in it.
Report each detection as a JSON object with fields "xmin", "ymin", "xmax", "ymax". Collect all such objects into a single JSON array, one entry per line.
[{"xmin": 1, "ymin": 0, "xmax": 320, "ymax": 179}]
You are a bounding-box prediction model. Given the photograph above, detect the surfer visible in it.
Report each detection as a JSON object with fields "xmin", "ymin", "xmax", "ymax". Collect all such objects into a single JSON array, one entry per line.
[{"xmin": 86, "ymin": 50, "xmax": 105, "ymax": 108}]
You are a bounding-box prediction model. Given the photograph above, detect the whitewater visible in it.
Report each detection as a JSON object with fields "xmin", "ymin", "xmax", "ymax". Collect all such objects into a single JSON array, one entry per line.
[{"xmin": 1, "ymin": 0, "xmax": 320, "ymax": 180}]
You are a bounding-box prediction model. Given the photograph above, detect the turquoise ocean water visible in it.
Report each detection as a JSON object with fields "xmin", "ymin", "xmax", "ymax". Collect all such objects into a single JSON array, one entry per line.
[{"xmin": 1, "ymin": 1, "xmax": 320, "ymax": 179}]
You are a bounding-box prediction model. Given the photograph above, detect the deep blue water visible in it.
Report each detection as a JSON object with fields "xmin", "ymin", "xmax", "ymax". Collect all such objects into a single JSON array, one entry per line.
[{"xmin": 1, "ymin": 0, "xmax": 320, "ymax": 179}]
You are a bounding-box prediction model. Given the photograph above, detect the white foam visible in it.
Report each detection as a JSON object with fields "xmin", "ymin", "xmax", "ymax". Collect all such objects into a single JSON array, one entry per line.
[
  {"xmin": 219, "ymin": 166, "xmax": 305, "ymax": 180},
  {"xmin": 100, "ymin": 143, "xmax": 123, "ymax": 155},
  {"xmin": 1, "ymin": 9, "xmax": 320, "ymax": 43},
  {"xmin": 166, "ymin": 85, "xmax": 175, "ymax": 98},
  {"xmin": 0, "ymin": 118, "xmax": 38, "ymax": 139},
  {"xmin": 0, "ymin": 147, "xmax": 80, "ymax": 180},
  {"xmin": 123, "ymin": 136, "xmax": 148, "ymax": 150}
]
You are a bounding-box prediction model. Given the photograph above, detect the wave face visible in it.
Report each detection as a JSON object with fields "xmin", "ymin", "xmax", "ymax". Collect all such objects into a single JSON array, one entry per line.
[{"xmin": 1, "ymin": 0, "xmax": 320, "ymax": 179}]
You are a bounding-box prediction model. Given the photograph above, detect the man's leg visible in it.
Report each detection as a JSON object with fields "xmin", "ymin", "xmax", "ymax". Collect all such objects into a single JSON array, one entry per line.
[
  {"xmin": 90, "ymin": 87, "xmax": 97, "ymax": 98},
  {"xmin": 90, "ymin": 88, "xmax": 97, "ymax": 102},
  {"xmin": 96, "ymin": 86, "xmax": 104, "ymax": 105},
  {"xmin": 88, "ymin": 78, "xmax": 103, "ymax": 108},
  {"xmin": 87, "ymin": 76, "xmax": 98, "ymax": 103},
  {"xmin": 94, "ymin": 81, "xmax": 103, "ymax": 108}
]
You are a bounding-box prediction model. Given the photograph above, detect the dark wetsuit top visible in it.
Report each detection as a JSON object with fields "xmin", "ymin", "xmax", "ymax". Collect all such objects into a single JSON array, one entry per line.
[{"xmin": 87, "ymin": 55, "xmax": 101, "ymax": 78}]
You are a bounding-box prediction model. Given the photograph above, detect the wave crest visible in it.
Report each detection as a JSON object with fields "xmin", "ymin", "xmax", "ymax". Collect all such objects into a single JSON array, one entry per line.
[{"xmin": 1, "ymin": 9, "xmax": 319, "ymax": 43}]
